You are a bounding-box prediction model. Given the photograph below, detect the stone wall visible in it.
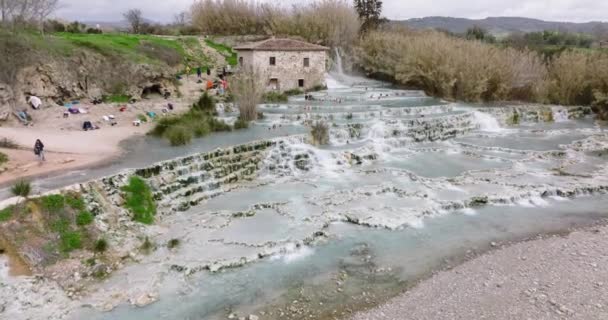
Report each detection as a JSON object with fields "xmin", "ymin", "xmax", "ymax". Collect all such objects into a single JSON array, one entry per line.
[{"xmin": 238, "ymin": 50, "xmax": 328, "ymax": 91}]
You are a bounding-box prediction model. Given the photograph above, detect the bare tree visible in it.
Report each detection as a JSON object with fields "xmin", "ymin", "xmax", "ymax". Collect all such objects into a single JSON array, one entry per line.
[
  {"xmin": 123, "ymin": 8, "xmax": 143, "ymax": 34},
  {"xmin": 32, "ymin": 0, "xmax": 61, "ymax": 35},
  {"xmin": 231, "ymin": 66, "xmax": 265, "ymax": 122},
  {"xmin": 173, "ymin": 11, "xmax": 188, "ymax": 26},
  {"xmin": 0, "ymin": 0, "xmax": 18, "ymax": 24}
]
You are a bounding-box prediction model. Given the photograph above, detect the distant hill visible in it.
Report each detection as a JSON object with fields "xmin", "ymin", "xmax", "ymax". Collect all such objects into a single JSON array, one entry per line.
[{"xmin": 396, "ymin": 17, "xmax": 608, "ymax": 36}]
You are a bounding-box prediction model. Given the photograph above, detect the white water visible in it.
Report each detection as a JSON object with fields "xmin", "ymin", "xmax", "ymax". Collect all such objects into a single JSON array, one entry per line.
[
  {"xmin": 553, "ymin": 107, "xmax": 570, "ymax": 122},
  {"xmin": 473, "ymin": 111, "xmax": 504, "ymax": 132}
]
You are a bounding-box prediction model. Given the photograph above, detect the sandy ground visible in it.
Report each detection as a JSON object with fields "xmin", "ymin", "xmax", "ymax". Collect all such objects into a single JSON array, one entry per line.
[
  {"xmin": 352, "ymin": 224, "xmax": 608, "ymax": 320},
  {"xmin": 0, "ymin": 75, "xmax": 213, "ymax": 186}
]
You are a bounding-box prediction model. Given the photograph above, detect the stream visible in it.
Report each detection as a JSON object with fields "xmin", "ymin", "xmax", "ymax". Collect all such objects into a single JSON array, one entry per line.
[{"xmin": 4, "ymin": 73, "xmax": 608, "ymax": 320}]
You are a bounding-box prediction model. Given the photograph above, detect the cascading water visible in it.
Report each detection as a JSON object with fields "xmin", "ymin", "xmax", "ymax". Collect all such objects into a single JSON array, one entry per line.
[
  {"xmin": 473, "ymin": 111, "xmax": 504, "ymax": 132},
  {"xmin": 552, "ymin": 106, "xmax": 570, "ymax": 122},
  {"xmin": 6, "ymin": 72, "xmax": 608, "ymax": 320}
]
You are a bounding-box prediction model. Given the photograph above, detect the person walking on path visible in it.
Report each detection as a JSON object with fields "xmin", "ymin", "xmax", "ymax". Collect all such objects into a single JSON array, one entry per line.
[
  {"xmin": 197, "ymin": 67, "xmax": 202, "ymax": 78},
  {"xmin": 185, "ymin": 66, "xmax": 191, "ymax": 78},
  {"xmin": 34, "ymin": 139, "xmax": 45, "ymax": 161}
]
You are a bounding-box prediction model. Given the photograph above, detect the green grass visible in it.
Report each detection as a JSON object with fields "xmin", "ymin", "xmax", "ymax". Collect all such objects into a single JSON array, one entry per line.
[
  {"xmin": 76, "ymin": 211, "xmax": 94, "ymax": 226},
  {"xmin": 121, "ymin": 176, "xmax": 157, "ymax": 225},
  {"xmin": 204, "ymin": 39, "xmax": 238, "ymax": 66},
  {"xmin": 263, "ymin": 92, "xmax": 288, "ymax": 103},
  {"xmin": 59, "ymin": 231, "xmax": 82, "ymax": 253},
  {"xmin": 41, "ymin": 194, "xmax": 65, "ymax": 213},
  {"xmin": 0, "ymin": 206, "xmax": 13, "ymax": 222},
  {"xmin": 103, "ymin": 94, "xmax": 131, "ymax": 103},
  {"xmin": 0, "ymin": 152, "xmax": 7, "ymax": 166},
  {"xmin": 65, "ymin": 193, "xmax": 86, "ymax": 211},
  {"xmin": 150, "ymin": 92, "xmax": 231, "ymax": 146}
]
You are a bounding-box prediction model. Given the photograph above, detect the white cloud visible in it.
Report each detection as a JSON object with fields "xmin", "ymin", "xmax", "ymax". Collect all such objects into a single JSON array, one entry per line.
[{"xmin": 55, "ymin": 0, "xmax": 608, "ymax": 23}]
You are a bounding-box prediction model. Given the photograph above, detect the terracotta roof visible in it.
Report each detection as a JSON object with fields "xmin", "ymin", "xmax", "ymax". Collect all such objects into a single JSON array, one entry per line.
[{"xmin": 234, "ymin": 38, "xmax": 329, "ymax": 52}]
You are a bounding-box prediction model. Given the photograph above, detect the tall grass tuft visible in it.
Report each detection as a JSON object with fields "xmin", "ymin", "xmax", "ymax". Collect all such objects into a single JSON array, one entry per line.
[{"xmin": 121, "ymin": 176, "xmax": 157, "ymax": 225}]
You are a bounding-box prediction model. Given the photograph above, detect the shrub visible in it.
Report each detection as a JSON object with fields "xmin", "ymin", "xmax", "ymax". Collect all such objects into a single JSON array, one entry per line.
[
  {"xmin": 76, "ymin": 211, "xmax": 94, "ymax": 226},
  {"xmin": 60, "ymin": 231, "xmax": 82, "ymax": 253},
  {"xmin": 41, "ymin": 194, "xmax": 65, "ymax": 213},
  {"xmin": 234, "ymin": 117, "xmax": 249, "ymax": 129},
  {"xmin": 311, "ymin": 121, "xmax": 330, "ymax": 145},
  {"xmin": 194, "ymin": 91, "xmax": 215, "ymax": 112},
  {"xmin": 94, "ymin": 239, "xmax": 108, "ymax": 253},
  {"xmin": 140, "ymin": 236, "xmax": 156, "ymax": 254},
  {"xmin": 137, "ymin": 114, "xmax": 149, "ymax": 123},
  {"xmin": 121, "ymin": 176, "xmax": 157, "ymax": 225},
  {"xmin": 165, "ymin": 126, "xmax": 193, "ymax": 146},
  {"xmin": 263, "ymin": 92, "xmax": 288, "ymax": 103},
  {"xmin": 65, "ymin": 193, "xmax": 86, "ymax": 210},
  {"xmin": 52, "ymin": 218, "xmax": 71, "ymax": 233},
  {"xmin": 0, "ymin": 152, "xmax": 7, "ymax": 165},
  {"xmin": 0, "ymin": 206, "xmax": 13, "ymax": 222},
  {"xmin": 284, "ymin": 88, "xmax": 303, "ymax": 96},
  {"xmin": 11, "ymin": 180, "xmax": 31, "ymax": 198},
  {"xmin": 167, "ymin": 238, "xmax": 180, "ymax": 249},
  {"xmin": 231, "ymin": 66, "xmax": 264, "ymax": 121}
]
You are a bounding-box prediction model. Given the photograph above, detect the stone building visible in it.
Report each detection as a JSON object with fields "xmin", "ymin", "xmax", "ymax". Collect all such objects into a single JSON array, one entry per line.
[{"xmin": 234, "ymin": 38, "xmax": 329, "ymax": 92}]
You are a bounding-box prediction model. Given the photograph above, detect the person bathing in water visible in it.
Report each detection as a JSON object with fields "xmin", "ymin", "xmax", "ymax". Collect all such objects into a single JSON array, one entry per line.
[{"xmin": 34, "ymin": 139, "xmax": 45, "ymax": 161}]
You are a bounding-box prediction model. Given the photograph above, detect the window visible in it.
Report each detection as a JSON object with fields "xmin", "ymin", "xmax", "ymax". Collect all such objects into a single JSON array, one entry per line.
[
  {"xmin": 303, "ymin": 58, "xmax": 310, "ymax": 67},
  {"xmin": 239, "ymin": 57, "xmax": 243, "ymax": 65},
  {"xmin": 298, "ymin": 79, "xmax": 305, "ymax": 88},
  {"xmin": 269, "ymin": 57, "xmax": 276, "ymax": 66}
]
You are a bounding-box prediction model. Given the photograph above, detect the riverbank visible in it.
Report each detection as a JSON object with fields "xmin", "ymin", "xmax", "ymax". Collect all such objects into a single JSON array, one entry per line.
[{"xmin": 352, "ymin": 221, "xmax": 608, "ymax": 320}]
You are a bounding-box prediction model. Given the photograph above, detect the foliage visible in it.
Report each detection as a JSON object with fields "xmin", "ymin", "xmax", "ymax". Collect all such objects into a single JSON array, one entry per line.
[
  {"xmin": 231, "ymin": 66, "xmax": 264, "ymax": 122},
  {"xmin": 76, "ymin": 211, "xmax": 94, "ymax": 226},
  {"xmin": 65, "ymin": 193, "xmax": 86, "ymax": 210},
  {"xmin": 124, "ymin": 9, "xmax": 144, "ymax": 34},
  {"xmin": 592, "ymin": 91, "xmax": 608, "ymax": 120},
  {"xmin": 0, "ymin": 206, "xmax": 13, "ymax": 222},
  {"xmin": 191, "ymin": 0, "xmax": 360, "ymax": 48},
  {"xmin": 165, "ymin": 126, "xmax": 193, "ymax": 146},
  {"xmin": 150, "ymin": 92, "xmax": 230, "ymax": 146},
  {"xmin": 121, "ymin": 176, "xmax": 157, "ymax": 225},
  {"xmin": 94, "ymin": 239, "xmax": 108, "ymax": 253},
  {"xmin": 0, "ymin": 152, "xmax": 7, "ymax": 166},
  {"xmin": 11, "ymin": 180, "xmax": 31, "ymax": 198},
  {"xmin": 103, "ymin": 94, "xmax": 131, "ymax": 103},
  {"xmin": 311, "ymin": 121, "xmax": 330, "ymax": 145},
  {"xmin": 41, "ymin": 194, "xmax": 65, "ymax": 213},
  {"xmin": 193, "ymin": 91, "xmax": 216, "ymax": 112},
  {"xmin": 137, "ymin": 114, "xmax": 149, "ymax": 123},
  {"xmin": 234, "ymin": 118, "xmax": 249, "ymax": 129},
  {"xmin": 284, "ymin": 88, "xmax": 304, "ymax": 96},
  {"xmin": 263, "ymin": 92, "xmax": 288, "ymax": 103},
  {"xmin": 465, "ymin": 26, "xmax": 496, "ymax": 43},
  {"xmin": 354, "ymin": 0, "xmax": 386, "ymax": 33},
  {"xmin": 140, "ymin": 236, "xmax": 156, "ymax": 254},
  {"xmin": 355, "ymin": 28, "xmax": 548, "ymax": 103},
  {"xmin": 59, "ymin": 231, "xmax": 82, "ymax": 253},
  {"xmin": 167, "ymin": 238, "xmax": 180, "ymax": 249},
  {"xmin": 204, "ymin": 39, "xmax": 238, "ymax": 66}
]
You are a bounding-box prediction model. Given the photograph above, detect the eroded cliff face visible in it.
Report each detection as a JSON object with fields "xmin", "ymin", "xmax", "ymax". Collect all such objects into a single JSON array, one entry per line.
[{"xmin": 0, "ymin": 49, "xmax": 177, "ymax": 114}]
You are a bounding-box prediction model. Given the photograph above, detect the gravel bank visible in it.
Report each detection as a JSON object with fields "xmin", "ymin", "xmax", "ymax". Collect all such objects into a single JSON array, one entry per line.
[{"xmin": 352, "ymin": 224, "xmax": 608, "ymax": 320}]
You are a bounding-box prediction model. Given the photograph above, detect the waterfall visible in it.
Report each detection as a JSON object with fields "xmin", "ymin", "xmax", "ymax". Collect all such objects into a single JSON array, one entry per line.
[
  {"xmin": 473, "ymin": 111, "xmax": 503, "ymax": 132},
  {"xmin": 334, "ymin": 47, "xmax": 345, "ymax": 77},
  {"xmin": 552, "ymin": 107, "xmax": 569, "ymax": 122}
]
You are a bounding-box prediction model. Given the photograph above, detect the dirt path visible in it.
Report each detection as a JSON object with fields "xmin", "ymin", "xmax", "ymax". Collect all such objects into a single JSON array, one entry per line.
[{"xmin": 352, "ymin": 224, "xmax": 608, "ymax": 320}]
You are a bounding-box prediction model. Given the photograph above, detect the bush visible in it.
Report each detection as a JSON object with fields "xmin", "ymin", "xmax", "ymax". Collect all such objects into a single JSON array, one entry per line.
[
  {"xmin": 194, "ymin": 91, "xmax": 215, "ymax": 112},
  {"xmin": 234, "ymin": 117, "xmax": 249, "ymax": 129},
  {"xmin": 11, "ymin": 180, "xmax": 31, "ymax": 198},
  {"xmin": 165, "ymin": 126, "xmax": 193, "ymax": 146},
  {"xmin": 94, "ymin": 239, "xmax": 108, "ymax": 253},
  {"xmin": 65, "ymin": 193, "xmax": 86, "ymax": 210},
  {"xmin": 0, "ymin": 152, "xmax": 7, "ymax": 165},
  {"xmin": 140, "ymin": 236, "xmax": 156, "ymax": 254},
  {"xmin": 167, "ymin": 238, "xmax": 180, "ymax": 249},
  {"xmin": 121, "ymin": 176, "xmax": 157, "ymax": 225},
  {"xmin": 284, "ymin": 88, "xmax": 303, "ymax": 96},
  {"xmin": 232, "ymin": 66, "xmax": 264, "ymax": 121},
  {"xmin": 60, "ymin": 231, "xmax": 82, "ymax": 253},
  {"xmin": 41, "ymin": 194, "xmax": 65, "ymax": 213},
  {"xmin": 0, "ymin": 206, "xmax": 13, "ymax": 222},
  {"xmin": 263, "ymin": 92, "xmax": 288, "ymax": 103},
  {"xmin": 311, "ymin": 121, "xmax": 329, "ymax": 145},
  {"xmin": 76, "ymin": 211, "xmax": 94, "ymax": 226}
]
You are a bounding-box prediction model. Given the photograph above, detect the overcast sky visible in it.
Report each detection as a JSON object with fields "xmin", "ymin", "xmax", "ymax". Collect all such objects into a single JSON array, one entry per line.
[{"xmin": 55, "ymin": 0, "xmax": 608, "ymax": 23}]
